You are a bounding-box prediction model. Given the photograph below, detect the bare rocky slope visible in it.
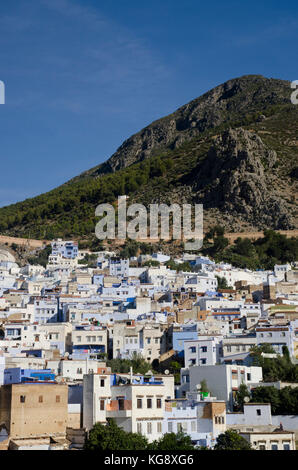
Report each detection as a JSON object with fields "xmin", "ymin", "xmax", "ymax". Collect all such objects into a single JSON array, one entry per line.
[{"xmin": 77, "ymin": 74, "xmax": 292, "ymax": 176}]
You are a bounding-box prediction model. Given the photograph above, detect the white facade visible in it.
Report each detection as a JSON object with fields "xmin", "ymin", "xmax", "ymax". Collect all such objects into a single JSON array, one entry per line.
[
  {"xmin": 163, "ymin": 397, "xmax": 226, "ymax": 448},
  {"xmin": 184, "ymin": 337, "xmax": 222, "ymax": 367},
  {"xmin": 109, "ymin": 258, "xmax": 129, "ymax": 277},
  {"xmin": 256, "ymin": 326, "xmax": 294, "ymax": 356},
  {"xmin": 187, "ymin": 364, "xmax": 263, "ymax": 411},
  {"xmin": 51, "ymin": 239, "xmax": 79, "ymax": 259},
  {"xmin": 83, "ymin": 373, "xmax": 175, "ymax": 442}
]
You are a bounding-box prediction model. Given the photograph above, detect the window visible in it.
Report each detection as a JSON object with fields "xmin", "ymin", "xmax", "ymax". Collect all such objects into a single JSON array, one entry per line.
[
  {"xmin": 168, "ymin": 422, "xmax": 173, "ymax": 432},
  {"xmin": 56, "ymin": 395, "xmax": 60, "ymax": 403},
  {"xmin": 259, "ymin": 444, "xmax": 266, "ymax": 450},
  {"xmin": 39, "ymin": 396, "xmax": 43, "ymax": 403},
  {"xmin": 283, "ymin": 443, "xmax": 290, "ymax": 450},
  {"xmin": 137, "ymin": 399, "xmax": 142, "ymax": 409},
  {"xmin": 137, "ymin": 422, "xmax": 142, "ymax": 434},
  {"xmin": 77, "ymin": 336, "xmax": 81, "ymax": 342},
  {"xmin": 147, "ymin": 398, "xmax": 152, "ymax": 409},
  {"xmin": 118, "ymin": 398, "xmax": 125, "ymax": 410},
  {"xmin": 20, "ymin": 395, "xmax": 26, "ymax": 403},
  {"xmin": 271, "ymin": 444, "xmax": 278, "ymax": 450},
  {"xmin": 157, "ymin": 422, "xmax": 162, "ymax": 433},
  {"xmin": 247, "ymin": 373, "xmax": 251, "ymax": 381},
  {"xmin": 100, "ymin": 399, "xmax": 105, "ymax": 411},
  {"xmin": 177, "ymin": 422, "xmax": 187, "ymax": 432},
  {"xmin": 100, "ymin": 379, "xmax": 105, "ymax": 387},
  {"xmin": 190, "ymin": 347, "xmax": 196, "ymax": 353},
  {"xmin": 147, "ymin": 422, "xmax": 152, "ymax": 434},
  {"xmin": 257, "ymin": 409, "xmax": 261, "ymax": 416},
  {"xmin": 156, "ymin": 398, "xmax": 162, "ymax": 409},
  {"xmin": 191, "ymin": 421, "xmax": 196, "ymax": 432},
  {"xmin": 77, "ymin": 368, "xmax": 82, "ymax": 374},
  {"xmin": 201, "ymin": 346, "xmax": 207, "ymax": 353}
]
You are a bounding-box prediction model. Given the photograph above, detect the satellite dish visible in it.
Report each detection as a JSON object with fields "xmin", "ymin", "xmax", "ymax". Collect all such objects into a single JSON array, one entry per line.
[
  {"xmin": 244, "ymin": 397, "xmax": 250, "ymax": 403},
  {"xmin": 164, "ymin": 370, "xmax": 169, "ymax": 375}
]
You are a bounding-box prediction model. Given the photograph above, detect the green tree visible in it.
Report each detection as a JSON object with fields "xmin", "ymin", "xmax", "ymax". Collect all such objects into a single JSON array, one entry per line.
[
  {"xmin": 84, "ymin": 419, "xmax": 149, "ymax": 450},
  {"xmin": 107, "ymin": 352, "xmax": 155, "ymax": 375},
  {"xmin": 200, "ymin": 379, "xmax": 209, "ymax": 395},
  {"xmin": 214, "ymin": 430, "xmax": 252, "ymax": 450},
  {"xmin": 216, "ymin": 275, "xmax": 232, "ymax": 290},
  {"xmin": 250, "ymin": 345, "xmax": 298, "ymax": 383},
  {"xmin": 235, "ymin": 383, "xmax": 250, "ymax": 411},
  {"xmin": 251, "ymin": 386, "xmax": 298, "ymax": 415},
  {"xmin": 148, "ymin": 432, "xmax": 195, "ymax": 450},
  {"xmin": 250, "ymin": 386, "xmax": 280, "ymax": 414}
]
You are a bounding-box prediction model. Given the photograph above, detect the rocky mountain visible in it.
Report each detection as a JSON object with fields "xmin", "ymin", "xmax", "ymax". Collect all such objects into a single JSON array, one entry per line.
[
  {"xmin": 78, "ymin": 74, "xmax": 291, "ymax": 177},
  {"xmin": 192, "ymin": 128, "xmax": 291, "ymax": 229},
  {"xmin": 0, "ymin": 74, "xmax": 297, "ymax": 240}
]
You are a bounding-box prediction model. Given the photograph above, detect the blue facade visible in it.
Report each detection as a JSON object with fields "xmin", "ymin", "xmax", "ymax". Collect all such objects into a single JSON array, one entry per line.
[
  {"xmin": 73, "ymin": 344, "xmax": 105, "ymax": 353},
  {"xmin": 3, "ymin": 368, "xmax": 55, "ymax": 384},
  {"xmin": 173, "ymin": 326, "xmax": 198, "ymax": 356},
  {"xmin": 110, "ymin": 374, "xmax": 164, "ymax": 386}
]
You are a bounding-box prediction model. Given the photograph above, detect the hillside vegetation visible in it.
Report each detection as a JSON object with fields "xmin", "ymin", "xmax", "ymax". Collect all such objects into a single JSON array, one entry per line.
[{"xmin": 0, "ymin": 75, "xmax": 297, "ymax": 240}]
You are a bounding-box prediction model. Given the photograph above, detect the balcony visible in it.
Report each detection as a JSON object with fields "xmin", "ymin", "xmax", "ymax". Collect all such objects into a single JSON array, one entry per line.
[{"xmin": 106, "ymin": 399, "xmax": 132, "ymax": 418}]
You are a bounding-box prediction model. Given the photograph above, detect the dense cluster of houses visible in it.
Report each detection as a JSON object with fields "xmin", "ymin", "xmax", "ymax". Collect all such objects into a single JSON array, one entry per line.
[{"xmin": 0, "ymin": 239, "xmax": 297, "ymax": 450}]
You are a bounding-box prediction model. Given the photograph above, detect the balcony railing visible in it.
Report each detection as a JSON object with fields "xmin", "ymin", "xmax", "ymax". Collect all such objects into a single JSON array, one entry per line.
[{"xmin": 106, "ymin": 399, "xmax": 132, "ymax": 412}]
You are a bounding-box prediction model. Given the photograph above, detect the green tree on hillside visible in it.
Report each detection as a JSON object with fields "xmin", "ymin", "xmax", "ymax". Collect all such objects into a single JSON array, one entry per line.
[
  {"xmin": 148, "ymin": 432, "xmax": 195, "ymax": 450},
  {"xmin": 214, "ymin": 430, "xmax": 252, "ymax": 450},
  {"xmin": 84, "ymin": 419, "xmax": 148, "ymax": 450}
]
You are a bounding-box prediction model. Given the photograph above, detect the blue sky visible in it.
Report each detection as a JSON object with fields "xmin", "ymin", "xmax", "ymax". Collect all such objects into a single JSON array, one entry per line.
[{"xmin": 0, "ymin": 0, "xmax": 297, "ymax": 207}]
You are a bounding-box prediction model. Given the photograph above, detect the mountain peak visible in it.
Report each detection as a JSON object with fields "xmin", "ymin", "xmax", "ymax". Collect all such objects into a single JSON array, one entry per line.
[
  {"xmin": 0, "ymin": 75, "xmax": 297, "ymax": 239},
  {"xmin": 80, "ymin": 75, "xmax": 291, "ymax": 178}
]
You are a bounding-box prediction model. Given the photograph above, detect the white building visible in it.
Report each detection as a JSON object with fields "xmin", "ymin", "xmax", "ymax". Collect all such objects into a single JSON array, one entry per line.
[
  {"xmin": 51, "ymin": 239, "xmax": 79, "ymax": 259},
  {"xmin": 180, "ymin": 364, "xmax": 263, "ymax": 411},
  {"xmin": 83, "ymin": 372, "xmax": 175, "ymax": 442},
  {"xmin": 164, "ymin": 396, "xmax": 226, "ymax": 448},
  {"xmin": 256, "ymin": 325, "xmax": 294, "ymax": 357},
  {"xmin": 109, "ymin": 258, "xmax": 129, "ymax": 277},
  {"xmin": 184, "ymin": 337, "xmax": 222, "ymax": 367}
]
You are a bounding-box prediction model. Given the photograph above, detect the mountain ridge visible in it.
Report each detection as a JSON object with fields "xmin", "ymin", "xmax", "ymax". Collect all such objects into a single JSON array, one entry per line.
[{"xmin": 0, "ymin": 74, "xmax": 297, "ymax": 240}]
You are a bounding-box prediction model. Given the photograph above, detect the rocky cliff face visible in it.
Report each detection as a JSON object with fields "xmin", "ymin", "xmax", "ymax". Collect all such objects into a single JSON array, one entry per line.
[
  {"xmin": 82, "ymin": 75, "xmax": 291, "ymax": 177},
  {"xmin": 192, "ymin": 128, "xmax": 293, "ymax": 229}
]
